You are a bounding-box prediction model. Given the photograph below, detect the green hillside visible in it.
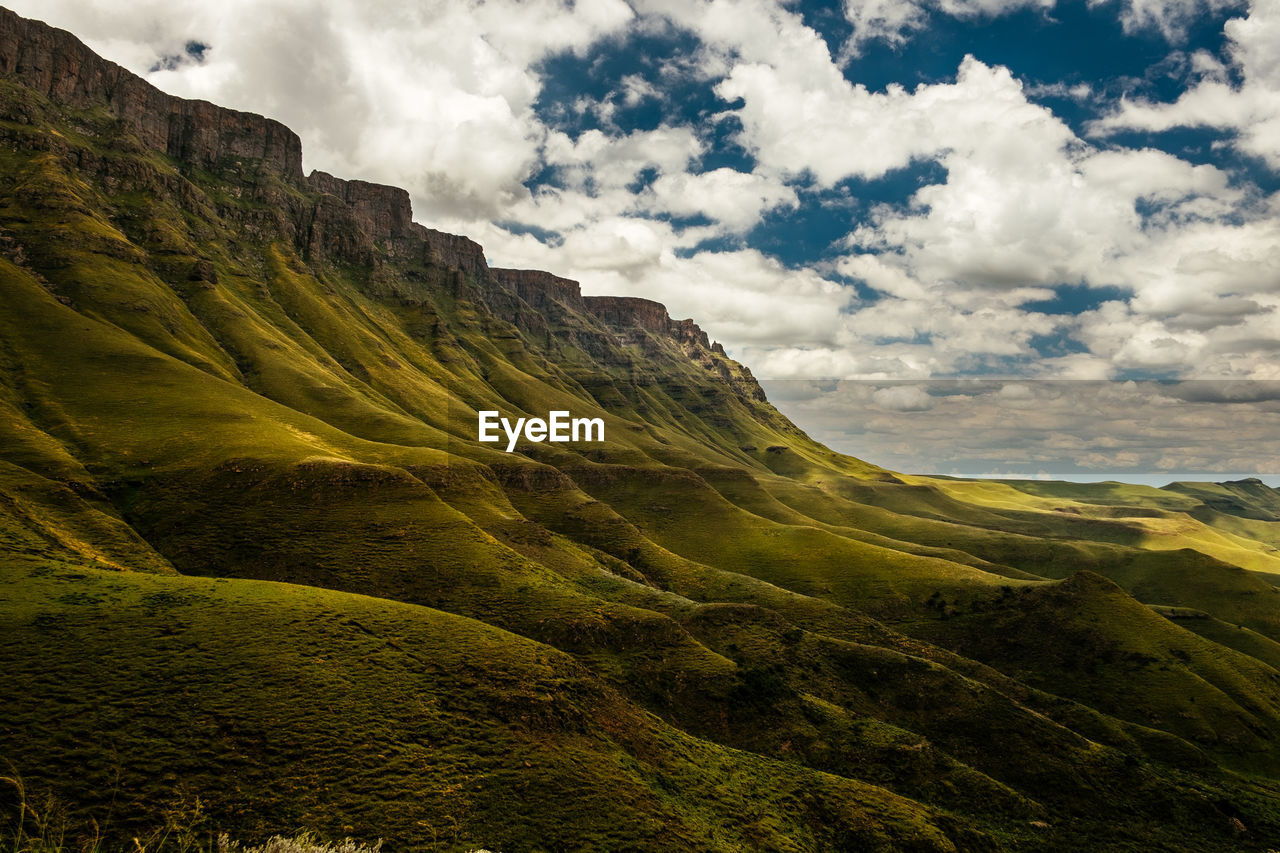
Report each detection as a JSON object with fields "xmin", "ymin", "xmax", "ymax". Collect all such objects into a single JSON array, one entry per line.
[{"xmin": 4, "ymin": 7, "xmax": 1280, "ymax": 850}]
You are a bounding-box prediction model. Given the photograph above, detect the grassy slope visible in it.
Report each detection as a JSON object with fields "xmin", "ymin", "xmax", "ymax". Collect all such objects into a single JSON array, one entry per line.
[
  {"xmin": 912, "ymin": 573, "xmax": 1280, "ymax": 772},
  {"xmin": 0, "ymin": 559, "xmax": 979, "ymax": 853},
  {"xmin": 2, "ymin": 59, "xmax": 1280, "ymax": 851}
]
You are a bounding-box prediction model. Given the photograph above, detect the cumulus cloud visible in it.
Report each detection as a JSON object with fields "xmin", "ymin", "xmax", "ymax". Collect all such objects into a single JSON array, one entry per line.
[
  {"xmin": 643, "ymin": 168, "xmax": 799, "ymax": 231},
  {"xmin": 1091, "ymin": 0, "xmax": 1280, "ymax": 167},
  {"xmin": 1101, "ymin": 0, "xmax": 1247, "ymax": 42},
  {"xmin": 703, "ymin": 43, "xmax": 1250, "ymax": 376},
  {"xmin": 700, "ymin": 43, "xmax": 1264, "ymax": 378},
  {"xmin": 513, "ymin": 126, "xmax": 798, "ymax": 236},
  {"xmin": 838, "ymin": 0, "xmax": 1246, "ymax": 54},
  {"xmin": 841, "ymin": 0, "xmax": 1054, "ymax": 57},
  {"xmin": 872, "ymin": 384, "xmax": 935, "ymax": 410}
]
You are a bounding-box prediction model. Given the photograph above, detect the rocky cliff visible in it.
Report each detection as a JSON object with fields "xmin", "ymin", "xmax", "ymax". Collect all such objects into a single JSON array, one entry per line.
[
  {"xmin": 584, "ymin": 295, "xmax": 721, "ymax": 350},
  {"xmin": 0, "ymin": 4, "xmax": 727, "ymax": 365},
  {"xmin": 0, "ymin": 6, "xmax": 302, "ymax": 182},
  {"xmin": 491, "ymin": 268, "xmax": 586, "ymax": 312}
]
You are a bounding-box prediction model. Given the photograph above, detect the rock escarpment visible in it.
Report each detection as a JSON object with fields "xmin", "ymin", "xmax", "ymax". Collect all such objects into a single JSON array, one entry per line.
[
  {"xmin": 0, "ymin": 7, "xmax": 302, "ymax": 182},
  {"xmin": 302, "ymin": 170, "xmax": 487, "ymax": 277},
  {"xmin": 583, "ymin": 296, "xmax": 721, "ymax": 350},
  {"xmin": 491, "ymin": 268, "xmax": 586, "ymax": 312},
  {"xmin": 307, "ymin": 171, "xmax": 415, "ymax": 241},
  {"xmin": 0, "ymin": 5, "xmax": 753, "ymax": 394}
]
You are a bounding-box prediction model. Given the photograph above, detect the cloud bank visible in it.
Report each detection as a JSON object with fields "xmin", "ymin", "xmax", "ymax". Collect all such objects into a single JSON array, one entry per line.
[{"xmin": 766, "ymin": 379, "xmax": 1280, "ymax": 481}]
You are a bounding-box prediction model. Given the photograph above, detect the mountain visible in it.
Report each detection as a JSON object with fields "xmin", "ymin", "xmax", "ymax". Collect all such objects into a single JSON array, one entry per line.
[{"xmin": 3, "ymin": 7, "xmax": 1280, "ymax": 850}]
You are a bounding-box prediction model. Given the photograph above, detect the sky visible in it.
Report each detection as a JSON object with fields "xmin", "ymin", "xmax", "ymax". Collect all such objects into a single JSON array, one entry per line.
[{"xmin": 14, "ymin": 0, "xmax": 1280, "ymax": 483}]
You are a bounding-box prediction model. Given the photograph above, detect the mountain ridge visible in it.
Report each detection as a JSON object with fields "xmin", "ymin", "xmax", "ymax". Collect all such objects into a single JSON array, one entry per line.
[{"xmin": 0, "ymin": 4, "xmax": 738, "ymax": 374}]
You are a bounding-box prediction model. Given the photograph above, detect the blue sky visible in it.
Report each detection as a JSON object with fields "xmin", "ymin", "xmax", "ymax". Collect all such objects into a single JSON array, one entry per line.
[{"xmin": 15, "ymin": 0, "xmax": 1280, "ymax": 480}]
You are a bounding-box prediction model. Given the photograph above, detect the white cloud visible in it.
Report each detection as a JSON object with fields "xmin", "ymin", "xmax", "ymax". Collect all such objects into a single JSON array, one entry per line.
[
  {"xmin": 872, "ymin": 384, "xmax": 935, "ymax": 410},
  {"xmin": 1091, "ymin": 0, "xmax": 1280, "ymax": 167},
  {"xmin": 1075, "ymin": 301, "xmax": 1211, "ymax": 371},
  {"xmin": 698, "ymin": 45, "xmax": 1260, "ymax": 378},
  {"xmin": 841, "ymin": 0, "xmax": 1054, "ymax": 57},
  {"xmin": 541, "ymin": 125, "xmax": 703, "ymax": 202},
  {"xmin": 619, "ymin": 73, "xmax": 661, "ymax": 107},
  {"xmin": 839, "ymin": 0, "xmax": 1245, "ymax": 54},
  {"xmin": 1099, "ymin": 0, "xmax": 1246, "ymax": 42},
  {"xmin": 705, "ymin": 45, "xmax": 1274, "ymax": 379},
  {"xmin": 643, "ymin": 168, "xmax": 799, "ymax": 230}
]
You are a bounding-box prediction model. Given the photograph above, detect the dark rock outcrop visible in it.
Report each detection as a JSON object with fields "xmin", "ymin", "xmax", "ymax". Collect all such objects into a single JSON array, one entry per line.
[
  {"xmin": 0, "ymin": 7, "xmax": 302, "ymax": 182},
  {"xmin": 415, "ymin": 226, "xmax": 487, "ymax": 278},
  {"xmin": 584, "ymin": 296, "xmax": 671, "ymax": 333},
  {"xmin": 308, "ymin": 171, "xmax": 414, "ymax": 241},
  {"xmin": 491, "ymin": 268, "xmax": 585, "ymax": 311},
  {"xmin": 584, "ymin": 296, "xmax": 712, "ymax": 349}
]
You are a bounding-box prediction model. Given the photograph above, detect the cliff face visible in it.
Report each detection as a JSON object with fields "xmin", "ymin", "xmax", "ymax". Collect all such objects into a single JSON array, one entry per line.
[
  {"xmin": 0, "ymin": 7, "xmax": 303, "ymax": 182},
  {"xmin": 584, "ymin": 296, "xmax": 670, "ymax": 334},
  {"xmin": 0, "ymin": 4, "xmax": 773, "ymax": 425},
  {"xmin": 0, "ymin": 5, "xmax": 723, "ymax": 360},
  {"xmin": 490, "ymin": 268, "xmax": 586, "ymax": 311},
  {"xmin": 0, "ymin": 6, "xmax": 751, "ymax": 376},
  {"xmin": 307, "ymin": 171, "xmax": 415, "ymax": 241},
  {"xmin": 584, "ymin": 295, "xmax": 717, "ymax": 350}
]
